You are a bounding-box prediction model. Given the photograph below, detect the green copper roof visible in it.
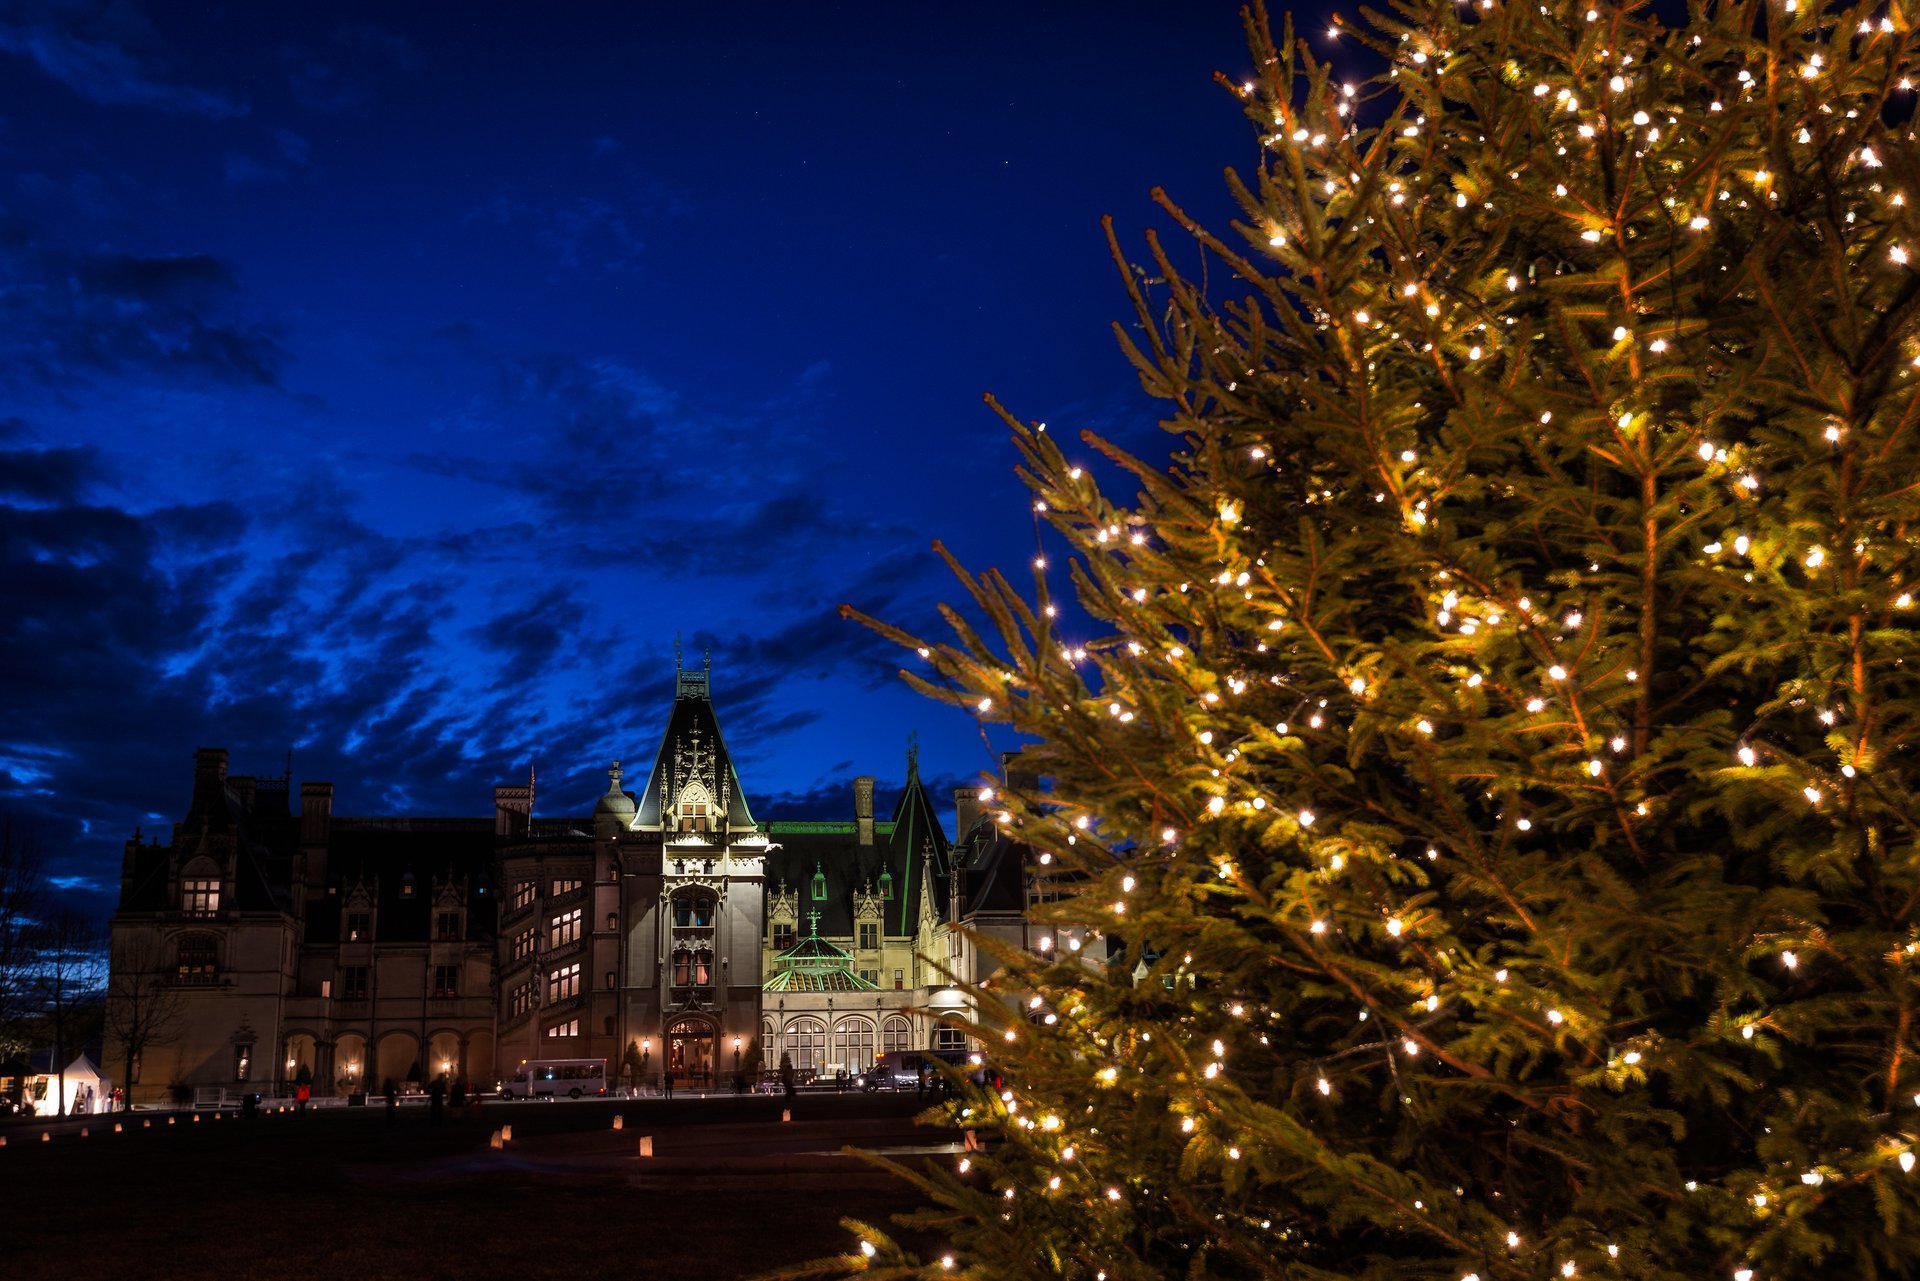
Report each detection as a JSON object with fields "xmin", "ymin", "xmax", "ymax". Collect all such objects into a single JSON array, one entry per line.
[
  {"xmin": 764, "ymin": 968, "xmax": 879, "ymax": 992},
  {"xmin": 765, "ymin": 820, "xmax": 897, "ymax": 835},
  {"xmin": 767, "ymin": 909, "xmax": 876, "ymax": 991}
]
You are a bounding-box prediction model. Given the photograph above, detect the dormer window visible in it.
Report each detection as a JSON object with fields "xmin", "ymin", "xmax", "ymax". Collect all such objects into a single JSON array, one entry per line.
[
  {"xmin": 182, "ymin": 878, "xmax": 220, "ymax": 917},
  {"xmin": 677, "ymin": 783, "xmax": 713, "ymax": 833},
  {"xmin": 879, "ymin": 869, "xmax": 894, "ymax": 900},
  {"xmin": 810, "ymin": 868, "xmax": 827, "ymax": 901}
]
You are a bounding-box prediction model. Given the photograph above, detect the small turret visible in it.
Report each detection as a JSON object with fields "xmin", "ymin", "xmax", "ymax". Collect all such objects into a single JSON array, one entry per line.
[{"xmin": 595, "ymin": 759, "xmax": 636, "ymax": 834}]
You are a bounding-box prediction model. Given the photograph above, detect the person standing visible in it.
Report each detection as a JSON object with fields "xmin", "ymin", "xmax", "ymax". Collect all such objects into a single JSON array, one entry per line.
[
  {"xmin": 383, "ymin": 1077, "xmax": 398, "ymax": 1128},
  {"xmin": 295, "ymin": 1081, "xmax": 310, "ymax": 1115},
  {"xmin": 663, "ymin": 1067, "xmax": 674, "ymax": 1099},
  {"xmin": 779, "ymin": 1053, "xmax": 797, "ymax": 1103}
]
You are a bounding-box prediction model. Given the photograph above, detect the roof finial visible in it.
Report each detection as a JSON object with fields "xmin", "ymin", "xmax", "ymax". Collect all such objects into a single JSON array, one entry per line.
[
  {"xmin": 674, "ymin": 632, "xmax": 684, "ymax": 671},
  {"xmin": 703, "ymin": 645, "xmax": 712, "ymax": 673},
  {"xmin": 906, "ymin": 731, "xmax": 920, "ymax": 780},
  {"xmin": 806, "ymin": 909, "xmax": 821, "ymax": 937}
]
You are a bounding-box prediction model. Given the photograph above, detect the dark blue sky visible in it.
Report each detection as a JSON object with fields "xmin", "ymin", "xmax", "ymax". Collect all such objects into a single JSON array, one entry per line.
[{"xmin": 0, "ymin": 0, "xmax": 1338, "ymax": 914}]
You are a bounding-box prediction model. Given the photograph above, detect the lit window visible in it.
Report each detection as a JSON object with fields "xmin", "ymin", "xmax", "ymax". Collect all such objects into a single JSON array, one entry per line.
[
  {"xmin": 786, "ymin": 1018, "xmax": 826, "ymax": 1071},
  {"xmin": 883, "ymin": 1016, "xmax": 912, "ymax": 1054},
  {"xmin": 346, "ymin": 912, "xmax": 370, "ymax": 942},
  {"xmin": 551, "ymin": 878, "xmax": 583, "ymax": 897},
  {"xmin": 548, "ymin": 963, "xmax": 581, "ymax": 1002},
  {"xmin": 233, "ymin": 1043, "xmax": 252, "ymax": 1081},
  {"xmin": 670, "ymin": 949, "xmax": 712, "ymax": 987},
  {"xmin": 510, "ymin": 981, "xmax": 534, "ymax": 1017},
  {"xmin": 511, "ymin": 881, "xmax": 536, "ymax": 911},
  {"xmin": 183, "ymin": 878, "xmax": 220, "ymax": 917},
  {"xmin": 834, "ymin": 1019, "xmax": 875, "ymax": 1068},
  {"xmin": 550, "ymin": 908, "xmax": 583, "ymax": 948},
  {"xmin": 175, "ymin": 934, "xmax": 218, "ymax": 982},
  {"xmin": 512, "ymin": 927, "xmax": 535, "ymax": 961},
  {"xmin": 545, "ymin": 1019, "xmax": 579, "ymax": 1039}
]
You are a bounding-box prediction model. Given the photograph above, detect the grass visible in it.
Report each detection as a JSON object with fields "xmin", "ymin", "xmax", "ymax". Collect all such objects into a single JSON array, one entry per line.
[{"xmin": 1, "ymin": 1093, "xmax": 942, "ymax": 1279}]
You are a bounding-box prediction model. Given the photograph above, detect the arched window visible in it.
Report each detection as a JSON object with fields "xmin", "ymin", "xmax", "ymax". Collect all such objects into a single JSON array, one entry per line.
[
  {"xmin": 785, "ymin": 1017, "xmax": 826, "ymax": 1072},
  {"xmin": 833, "ymin": 1018, "xmax": 875, "ymax": 1070},
  {"xmin": 882, "ymin": 1016, "xmax": 913, "ymax": 1055},
  {"xmin": 175, "ymin": 933, "xmax": 218, "ymax": 982}
]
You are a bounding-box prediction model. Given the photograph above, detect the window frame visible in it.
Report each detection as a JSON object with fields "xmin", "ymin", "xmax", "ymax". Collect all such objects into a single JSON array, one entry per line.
[{"xmin": 182, "ymin": 878, "xmax": 221, "ymax": 917}]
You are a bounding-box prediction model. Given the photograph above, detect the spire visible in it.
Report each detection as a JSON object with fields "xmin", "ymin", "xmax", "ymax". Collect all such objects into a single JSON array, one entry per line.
[{"xmin": 906, "ymin": 731, "xmax": 920, "ymax": 781}]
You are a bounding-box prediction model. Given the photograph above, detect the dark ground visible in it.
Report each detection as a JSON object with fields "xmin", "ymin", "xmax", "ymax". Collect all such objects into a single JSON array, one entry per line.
[{"xmin": 0, "ymin": 1093, "xmax": 950, "ymax": 1279}]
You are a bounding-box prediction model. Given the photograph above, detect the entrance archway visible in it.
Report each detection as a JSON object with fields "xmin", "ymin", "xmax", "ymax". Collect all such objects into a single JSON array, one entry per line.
[{"xmin": 667, "ymin": 1018, "xmax": 714, "ymax": 1088}]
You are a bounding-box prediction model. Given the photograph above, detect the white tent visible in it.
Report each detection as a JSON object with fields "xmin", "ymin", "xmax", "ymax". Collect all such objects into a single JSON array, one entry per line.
[{"xmin": 27, "ymin": 1053, "xmax": 112, "ymax": 1117}]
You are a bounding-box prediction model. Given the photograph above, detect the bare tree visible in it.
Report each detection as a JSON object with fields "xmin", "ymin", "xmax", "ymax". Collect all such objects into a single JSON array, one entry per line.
[
  {"xmin": 104, "ymin": 934, "xmax": 183, "ymax": 1099},
  {"xmin": 0, "ymin": 819, "xmax": 44, "ymax": 1060},
  {"xmin": 33, "ymin": 909, "xmax": 105, "ymax": 1114}
]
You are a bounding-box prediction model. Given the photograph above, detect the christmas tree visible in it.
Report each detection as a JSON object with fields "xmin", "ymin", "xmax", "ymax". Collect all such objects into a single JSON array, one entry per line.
[{"xmin": 826, "ymin": 0, "xmax": 1920, "ymax": 1277}]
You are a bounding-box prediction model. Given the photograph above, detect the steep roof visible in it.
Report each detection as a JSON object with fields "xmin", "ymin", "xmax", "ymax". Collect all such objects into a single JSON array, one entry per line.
[
  {"xmin": 882, "ymin": 750, "xmax": 949, "ymax": 935},
  {"xmin": 633, "ymin": 664, "xmax": 756, "ymax": 830}
]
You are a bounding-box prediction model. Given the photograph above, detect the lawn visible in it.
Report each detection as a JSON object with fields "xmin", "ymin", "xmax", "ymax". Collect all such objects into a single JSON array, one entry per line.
[{"xmin": 0, "ymin": 1094, "xmax": 944, "ymax": 1279}]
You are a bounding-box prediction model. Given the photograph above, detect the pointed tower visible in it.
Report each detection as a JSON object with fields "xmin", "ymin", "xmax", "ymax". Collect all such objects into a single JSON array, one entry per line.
[
  {"xmin": 612, "ymin": 655, "xmax": 771, "ymax": 1090},
  {"xmin": 882, "ymin": 736, "xmax": 950, "ymax": 939}
]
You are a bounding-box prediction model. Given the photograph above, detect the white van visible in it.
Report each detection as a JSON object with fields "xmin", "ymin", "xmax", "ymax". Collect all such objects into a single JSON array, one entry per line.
[{"xmin": 500, "ymin": 1058, "xmax": 607, "ymax": 1099}]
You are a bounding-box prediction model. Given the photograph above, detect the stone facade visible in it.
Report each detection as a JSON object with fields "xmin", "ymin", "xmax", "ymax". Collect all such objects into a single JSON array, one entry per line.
[{"xmin": 105, "ymin": 664, "xmax": 1032, "ymax": 1104}]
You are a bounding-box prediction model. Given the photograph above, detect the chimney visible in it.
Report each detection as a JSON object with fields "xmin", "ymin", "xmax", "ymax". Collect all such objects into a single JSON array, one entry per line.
[
  {"xmin": 301, "ymin": 782, "xmax": 333, "ymax": 847},
  {"xmin": 193, "ymin": 747, "xmax": 229, "ymax": 799},
  {"xmin": 495, "ymin": 784, "xmax": 533, "ymax": 838},
  {"xmin": 1001, "ymin": 751, "xmax": 1040, "ymax": 796},
  {"xmin": 953, "ymin": 788, "xmax": 982, "ymax": 842},
  {"xmin": 854, "ymin": 776, "xmax": 875, "ymax": 846}
]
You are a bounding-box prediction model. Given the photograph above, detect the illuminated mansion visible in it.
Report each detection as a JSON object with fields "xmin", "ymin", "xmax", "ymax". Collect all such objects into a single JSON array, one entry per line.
[{"xmin": 105, "ymin": 662, "xmax": 1031, "ymax": 1103}]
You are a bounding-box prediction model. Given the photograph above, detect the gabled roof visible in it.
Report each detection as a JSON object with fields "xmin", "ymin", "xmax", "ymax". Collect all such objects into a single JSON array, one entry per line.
[{"xmin": 633, "ymin": 665, "xmax": 756, "ymax": 830}]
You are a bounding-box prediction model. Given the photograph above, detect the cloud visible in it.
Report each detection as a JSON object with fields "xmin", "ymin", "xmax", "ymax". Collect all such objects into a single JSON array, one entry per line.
[
  {"xmin": 0, "ymin": 14, "xmax": 245, "ymax": 118},
  {"xmin": 0, "ymin": 444, "xmax": 99, "ymax": 504},
  {"xmin": 282, "ymin": 24, "xmax": 416, "ymax": 115},
  {"xmin": 465, "ymin": 193, "xmax": 648, "ymax": 272},
  {"xmin": 0, "ymin": 231, "xmax": 285, "ymax": 389},
  {"xmin": 224, "ymin": 127, "xmax": 311, "ymax": 186}
]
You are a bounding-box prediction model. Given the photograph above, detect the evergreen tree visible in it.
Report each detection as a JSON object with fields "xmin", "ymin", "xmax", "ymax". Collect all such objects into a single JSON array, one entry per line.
[{"xmin": 832, "ymin": 0, "xmax": 1920, "ymax": 1277}]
